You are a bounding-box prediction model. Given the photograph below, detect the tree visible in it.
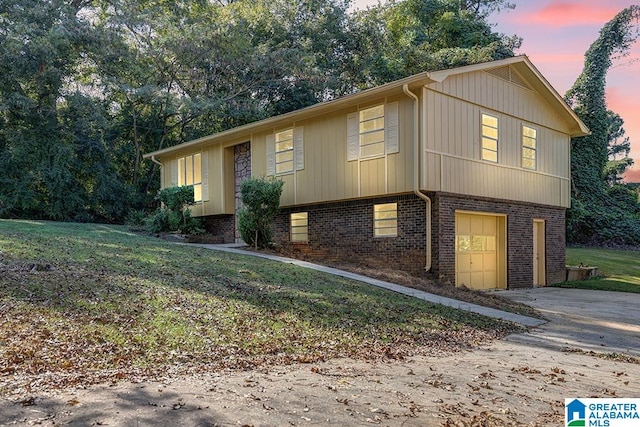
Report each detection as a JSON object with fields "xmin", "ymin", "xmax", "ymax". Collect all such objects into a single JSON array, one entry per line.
[
  {"xmin": 345, "ymin": 0, "xmax": 520, "ymax": 88},
  {"xmin": 565, "ymin": 6, "xmax": 640, "ymax": 245}
]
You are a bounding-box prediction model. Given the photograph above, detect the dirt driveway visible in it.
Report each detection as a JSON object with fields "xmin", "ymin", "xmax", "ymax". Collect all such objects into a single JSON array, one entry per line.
[{"xmin": 2, "ymin": 288, "xmax": 639, "ymax": 426}]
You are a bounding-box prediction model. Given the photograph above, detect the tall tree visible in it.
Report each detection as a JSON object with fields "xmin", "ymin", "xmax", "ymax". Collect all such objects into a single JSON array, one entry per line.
[
  {"xmin": 565, "ymin": 6, "xmax": 640, "ymax": 244},
  {"xmin": 345, "ymin": 0, "xmax": 520, "ymax": 88},
  {"xmin": 0, "ymin": 0, "xmax": 98, "ymax": 220}
]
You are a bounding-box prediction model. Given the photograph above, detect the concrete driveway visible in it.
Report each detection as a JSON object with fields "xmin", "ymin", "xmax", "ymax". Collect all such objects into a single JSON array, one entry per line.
[{"xmin": 499, "ymin": 287, "xmax": 640, "ymax": 356}]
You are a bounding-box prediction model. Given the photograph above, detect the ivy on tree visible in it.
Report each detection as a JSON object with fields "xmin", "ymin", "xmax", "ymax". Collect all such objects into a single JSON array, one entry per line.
[{"xmin": 565, "ymin": 6, "xmax": 640, "ymax": 245}]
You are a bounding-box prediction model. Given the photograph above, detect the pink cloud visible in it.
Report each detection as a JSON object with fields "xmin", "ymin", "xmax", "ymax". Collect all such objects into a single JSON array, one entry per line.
[
  {"xmin": 623, "ymin": 167, "xmax": 640, "ymax": 183},
  {"xmin": 512, "ymin": 3, "xmax": 622, "ymax": 27}
]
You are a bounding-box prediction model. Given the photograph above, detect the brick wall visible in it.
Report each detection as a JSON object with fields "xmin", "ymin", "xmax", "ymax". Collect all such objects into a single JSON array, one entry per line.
[
  {"xmin": 431, "ymin": 192, "xmax": 566, "ymax": 288},
  {"xmin": 274, "ymin": 194, "xmax": 429, "ymax": 276},
  {"xmin": 206, "ymin": 191, "xmax": 567, "ymax": 288},
  {"xmin": 201, "ymin": 214, "xmax": 235, "ymax": 243}
]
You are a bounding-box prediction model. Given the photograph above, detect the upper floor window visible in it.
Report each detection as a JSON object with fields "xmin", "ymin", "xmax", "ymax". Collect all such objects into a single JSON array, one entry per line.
[
  {"xmin": 178, "ymin": 153, "xmax": 202, "ymax": 202},
  {"xmin": 266, "ymin": 127, "xmax": 304, "ymax": 176},
  {"xmin": 481, "ymin": 114, "xmax": 498, "ymax": 163},
  {"xmin": 373, "ymin": 203, "xmax": 398, "ymax": 237},
  {"xmin": 290, "ymin": 212, "xmax": 308, "ymax": 242},
  {"xmin": 275, "ymin": 129, "xmax": 294, "ymax": 174},
  {"xmin": 522, "ymin": 125, "xmax": 537, "ymax": 170},
  {"xmin": 359, "ymin": 105, "xmax": 385, "ymax": 158},
  {"xmin": 347, "ymin": 102, "xmax": 398, "ymax": 161}
]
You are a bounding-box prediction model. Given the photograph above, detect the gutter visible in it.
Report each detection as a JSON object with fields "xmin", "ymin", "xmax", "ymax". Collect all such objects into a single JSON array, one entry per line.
[
  {"xmin": 403, "ymin": 84, "xmax": 432, "ymax": 272},
  {"xmin": 150, "ymin": 155, "xmax": 163, "ymax": 168}
]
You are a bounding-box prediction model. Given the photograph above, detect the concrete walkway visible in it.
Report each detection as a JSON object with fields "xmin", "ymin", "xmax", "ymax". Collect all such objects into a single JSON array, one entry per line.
[{"xmin": 189, "ymin": 243, "xmax": 545, "ymax": 327}]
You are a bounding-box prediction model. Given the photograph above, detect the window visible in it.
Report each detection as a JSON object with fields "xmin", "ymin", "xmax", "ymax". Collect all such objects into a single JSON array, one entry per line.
[
  {"xmin": 275, "ymin": 129, "xmax": 294, "ymax": 174},
  {"xmin": 290, "ymin": 212, "xmax": 308, "ymax": 242},
  {"xmin": 177, "ymin": 153, "xmax": 202, "ymax": 202},
  {"xmin": 481, "ymin": 114, "xmax": 498, "ymax": 163},
  {"xmin": 374, "ymin": 203, "xmax": 397, "ymax": 237},
  {"xmin": 522, "ymin": 125, "xmax": 537, "ymax": 170},
  {"xmin": 359, "ymin": 105, "xmax": 385, "ymax": 158},
  {"xmin": 347, "ymin": 102, "xmax": 398, "ymax": 161},
  {"xmin": 266, "ymin": 127, "xmax": 303, "ymax": 176}
]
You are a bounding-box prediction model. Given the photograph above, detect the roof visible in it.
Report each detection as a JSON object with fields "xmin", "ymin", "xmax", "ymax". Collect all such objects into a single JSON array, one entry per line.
[{"xmin": 144, "ymin": 56, "xmax": 589, "ymax": 159}]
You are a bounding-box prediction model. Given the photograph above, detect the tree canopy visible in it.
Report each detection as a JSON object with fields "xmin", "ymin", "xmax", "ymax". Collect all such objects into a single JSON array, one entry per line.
[{"xmin": 0, "ymin": 0, "xmax": 518, "ymax": 222}]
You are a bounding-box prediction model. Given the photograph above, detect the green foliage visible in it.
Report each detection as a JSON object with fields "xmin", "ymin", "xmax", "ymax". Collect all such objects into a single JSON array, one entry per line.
[
  {"xmin": 346, "ymin": 0, "xmax": 520, "ymax": 88},
  {"xmin": 238, "ymin": 177, "xmax": 284, "ymax": 249},
  {"xmin": 565, "ymin": 6, "xmax": 640, "ymax": 245},
  {"xmin": 0, "ymin": 0, "xmax": 519, "ymax": 223},
  {"xmin": 147, "ymin": 186, "xmax": 202, "ymax": 234}
]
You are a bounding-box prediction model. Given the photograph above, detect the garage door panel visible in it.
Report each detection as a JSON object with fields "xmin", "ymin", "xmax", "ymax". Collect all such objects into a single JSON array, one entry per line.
[
  {"xmin": 483, "ymin": 217, "xmax": 497, "ymax": 234},
  {"xmin": 455, "ymin": 213, "xmax": 503, "ymax": 290},
  {"xmin": 457, "ymin": 216, "xmax": 471, "ymax": 234},
  {"xmin": 458, "ymin": 253, "xmax": 471, "ymax": 271},
  {"xmin": 470, "ymin": 216, "xmax": 484, "ymax": 235},
  {"xmin": 457, "ymin": 272, "xmax": 471, "ymax": 288},
  {"xmin": 483, "ymin": 253, "xmax": 496, "ymax": 270},
  {"xmin": 470, "ymin": 253, "xmax": 484, "ymax": 272}
]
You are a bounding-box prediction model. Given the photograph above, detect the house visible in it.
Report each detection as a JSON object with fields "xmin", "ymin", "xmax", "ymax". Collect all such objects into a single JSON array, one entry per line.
[
  {"xmin": 143, "ymin": 56, "xmax": 589, "ymax": 290},
  {"xmin": 566, "ymin": 399, "xmax": 586, "ymax": 424}
]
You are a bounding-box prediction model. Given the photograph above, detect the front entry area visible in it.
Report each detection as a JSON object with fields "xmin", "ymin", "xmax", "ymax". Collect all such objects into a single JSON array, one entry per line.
[{"xmin": 455, "ymin": 212, "xmax": 507, "ymax": 290}]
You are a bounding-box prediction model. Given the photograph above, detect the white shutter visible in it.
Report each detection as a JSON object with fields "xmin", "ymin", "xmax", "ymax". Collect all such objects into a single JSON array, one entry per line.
[
  {"xmin": 293, "ymin": 126, "xmax": 304, "ymax": 171},
  {"xmin": 266, "ymin": 134, "xmax": 275, "ymax": 176},
  {"xmin": 347, "ymin": 112, "xmax": 359, "ymax": 161},
  {"xmin": 201, "ymin": 151, "xmax": 209, "ymax": 201},
  {"xmin": 385, "ymin": 101, "xmax": 399, "ymax": 154},
  {"xmin": 170, "ymin": 159, "xmax": 178, "ymax": 186}
]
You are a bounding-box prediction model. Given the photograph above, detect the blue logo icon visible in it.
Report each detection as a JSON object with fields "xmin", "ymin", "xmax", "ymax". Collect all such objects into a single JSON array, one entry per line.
[{"xmin": 566, "ymin": 399, "xmax": 586, "ymax": 426}]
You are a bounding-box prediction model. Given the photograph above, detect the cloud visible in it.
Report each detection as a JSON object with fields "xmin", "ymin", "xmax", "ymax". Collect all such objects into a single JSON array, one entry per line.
[
  {"xmin": 623, "ymin": 167, "xmax": 640, "ymax": 183},
  {"xmin": 512, "ymin": 3, "xmax": 622, "ymax": 27}
]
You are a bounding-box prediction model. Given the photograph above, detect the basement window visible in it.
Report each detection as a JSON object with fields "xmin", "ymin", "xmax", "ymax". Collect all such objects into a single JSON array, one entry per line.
[
  {"xmin": 290, "ymin": 212, "xmax": 308, "ymax": 242},
  {"xmin": 374, "ymin": 203, "xmax": 397, "ymax": 237}
]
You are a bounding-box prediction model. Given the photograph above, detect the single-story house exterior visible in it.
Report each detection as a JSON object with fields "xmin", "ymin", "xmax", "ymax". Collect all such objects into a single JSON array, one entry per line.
[{"xmin": 144, "ymin": 56, "xmax": 589, "ymax": 290}]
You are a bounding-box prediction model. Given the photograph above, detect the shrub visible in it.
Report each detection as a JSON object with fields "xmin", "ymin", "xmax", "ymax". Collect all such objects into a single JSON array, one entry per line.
[
  {"xmin": 146, "ymin": 186, "xmax": 203, "ymax": 234},
  {"xmin": 238, "ymin": 177, "xmax": 284, "ymax": 249}
]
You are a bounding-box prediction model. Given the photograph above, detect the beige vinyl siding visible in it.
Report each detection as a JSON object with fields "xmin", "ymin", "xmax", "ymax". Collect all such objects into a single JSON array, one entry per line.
[
  {"xmin": 252, "ymin": 96, "xmax": 414, "ymax": 207},
  {"xmin": 423, "ymin": 75, "xmax": 572, "ymax": 208},
  {"xmin": 428, "ymin": 69, "xmax": 571, "ymax": 133}
]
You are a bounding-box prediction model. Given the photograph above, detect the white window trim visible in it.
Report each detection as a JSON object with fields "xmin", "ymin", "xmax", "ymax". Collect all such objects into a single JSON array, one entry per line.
[
  {"xmin": 171, "ymin": 152, "xmax": 208, "ymax": 202},
  {"xmin": 481, "ymin": 113, "xmax": 499, "ymax": 163},
  {"xmin": 522, "ymin": 124, "xmax": 538, "ymax": 170},
  {"xmin": 373, "ymin": 202, "xmax": 398, "ymax": 238},
  {"xmin": 266, "ymin": 127, "xmax": 304, "ymax": 176},
  {"xmin": 290, "ymin": 212, "xmax": 309, "ymax": 243},
  {"xmin": 347, "ymin": 102, "xmax": 399, "ymax": 162}
]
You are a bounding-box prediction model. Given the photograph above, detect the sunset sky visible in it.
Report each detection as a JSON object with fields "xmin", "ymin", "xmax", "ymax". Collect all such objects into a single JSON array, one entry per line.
[{"xmin": 353, "ymin": 0, "xmax": 640, "ymax": 181}]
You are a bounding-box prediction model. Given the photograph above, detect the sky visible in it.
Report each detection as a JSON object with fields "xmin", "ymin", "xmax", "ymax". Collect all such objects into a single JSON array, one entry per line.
[{"xmin": 352, "ymin": 0, "xmax": 640, "ymax": 181}]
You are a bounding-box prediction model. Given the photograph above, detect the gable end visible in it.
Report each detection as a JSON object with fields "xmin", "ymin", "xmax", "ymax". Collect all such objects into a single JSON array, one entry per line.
[{"xmin": 485, "ymin": 65, "xmax": 533, "ymax": 91}]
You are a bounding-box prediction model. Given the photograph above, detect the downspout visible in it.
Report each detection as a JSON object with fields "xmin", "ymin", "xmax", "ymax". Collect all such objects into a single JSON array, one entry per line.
[
  {"xmin": 402, "ymin": 84, "xmax": 432, "ymax": 272},
  {"xmin": 150, "ymin": 155, "xmax": 163, "ymax": 168}
]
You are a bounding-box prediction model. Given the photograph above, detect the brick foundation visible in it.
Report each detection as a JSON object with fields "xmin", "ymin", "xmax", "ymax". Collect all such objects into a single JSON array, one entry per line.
[
  {"xmin": 201, "ymin": 214, "xmax": 235, "ymax": 244},
  {"xmin": 274, "ymin": 194, "xmax": 428, "ymax": 276},
  {"xmin": 271, "ymin": 192, "xmax": 566, "ymax": 288}
]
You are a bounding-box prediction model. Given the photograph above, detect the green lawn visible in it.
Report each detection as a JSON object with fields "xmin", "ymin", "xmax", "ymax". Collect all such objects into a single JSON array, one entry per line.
[
  {"xmin": 558, "ymin": 247, "xmax": 640, "ymax": 293},
  {"xmin": 0, "ymin": 220, "xmax": 521, "ymax": 393}
]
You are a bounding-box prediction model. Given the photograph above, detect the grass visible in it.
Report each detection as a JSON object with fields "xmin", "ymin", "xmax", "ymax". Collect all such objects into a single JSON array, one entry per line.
[
  {"xmin": 556, "ymin": 247, "xmax": 640, "ymax": 293},
  {"xmin": 0, "ymin": 220, "xmax": 522, "ymax": 393}
]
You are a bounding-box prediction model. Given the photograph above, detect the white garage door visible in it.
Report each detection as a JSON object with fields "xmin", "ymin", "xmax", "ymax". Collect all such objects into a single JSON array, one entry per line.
[{"xmin": 455, "ymin": 213, "xmax": 501, "ymax": 290}]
